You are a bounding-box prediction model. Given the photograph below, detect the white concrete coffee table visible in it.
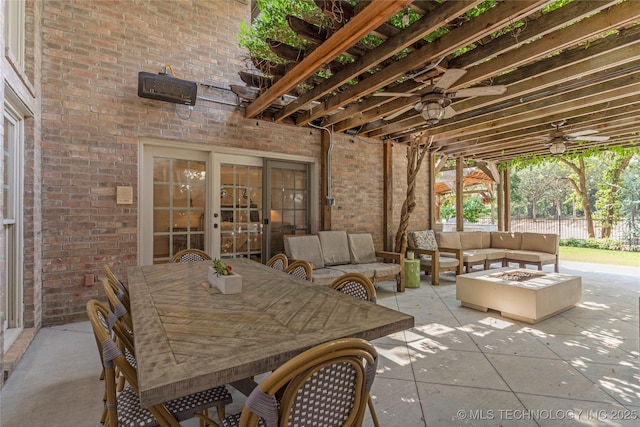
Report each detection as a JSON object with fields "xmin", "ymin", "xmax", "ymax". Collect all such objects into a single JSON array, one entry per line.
[{"xmin": 456, "ymin": 267, "xmax": 581, "ymax": 324}]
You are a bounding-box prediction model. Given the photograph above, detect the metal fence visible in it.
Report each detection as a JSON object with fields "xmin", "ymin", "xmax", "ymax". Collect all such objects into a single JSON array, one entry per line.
[
  {"xmin": 440, "ymin": 216, "xmax": 638, "ymax": 246},
  {"xmin": 508, "ymin": 216, "xmax": 638, "ymax": 246}
]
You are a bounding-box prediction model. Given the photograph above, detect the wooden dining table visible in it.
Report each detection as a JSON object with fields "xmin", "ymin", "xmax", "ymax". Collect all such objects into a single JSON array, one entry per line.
[{"xmin": 127, "ymin": 258, "xmax": 415, "ymax": 408}]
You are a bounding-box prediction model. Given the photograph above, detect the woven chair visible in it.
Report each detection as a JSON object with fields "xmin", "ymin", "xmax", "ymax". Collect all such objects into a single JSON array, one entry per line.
[
  {"xmin": 172, "ymin": 248, "xmax": 212, "ymax": 263},
  {"xmin": 266, "ymin": 253, "xmax": 288, "ymax": 272},
  {"xmin": 220, "ymin": 337, "xmax": 378, "ymax": 427},
  {"xmin": 87, "ymin": 299, "xmax": 232, "ymax": 427},
  {"xmin": 102, "ymin": 278, "xmax": 133, "ymax": 333},
  {"xmin": 285, "ymin": 260, "xmax": 312, "ymax": 281},
  {"xmin": 103, "ymin": 264, "xmax": 127, "ymax": 293},
  {"xmin": 331, "ymin": 273, "xmax": 377, "ymax": 303}
]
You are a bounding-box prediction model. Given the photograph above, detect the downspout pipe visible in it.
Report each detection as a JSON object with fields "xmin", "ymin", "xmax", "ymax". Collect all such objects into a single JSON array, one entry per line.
[{"xmin": 309, "ymin": 123, "xmax": 335, "ymax": 206}]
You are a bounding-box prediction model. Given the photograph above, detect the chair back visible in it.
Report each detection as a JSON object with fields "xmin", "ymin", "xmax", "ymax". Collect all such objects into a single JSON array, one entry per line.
[
  {"xmin": 86, "ymin": 300, "xmax": 143, "ymax": 427},
  {"xmin": 238, "ymin": 338, "xmax": 377, "ymax": 427},
  {"xmin": 102, "ymin": 278, "xmax": 133, "ymax": 332},
  {"xmin": 172, "ymin": 248, "xmax": 212, "ymax": 263},
  {"xmin": 331, "ymin": 273, "xmax": 377, "ymax": 303},
  {"xmin": 285, "ymin": 260, "xmax": 312, "ymax": 281},
  {"xmin": 267, "ymin": 253, "xmax": 288, "ymax": 272}
]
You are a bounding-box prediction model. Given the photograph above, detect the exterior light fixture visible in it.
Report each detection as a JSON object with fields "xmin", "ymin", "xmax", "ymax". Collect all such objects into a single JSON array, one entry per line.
[
  {"xmin": 549, "ymin": 141, "xmax": 566, "ymax": 155},
  {"xmin": 420, "ymin": 98, "xmax": 451, "ymax": 125}
]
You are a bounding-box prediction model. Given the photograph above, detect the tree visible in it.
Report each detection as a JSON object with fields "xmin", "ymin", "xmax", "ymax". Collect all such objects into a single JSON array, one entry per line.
[
  {"xmin": 594, "ymin": 151, "xmax": 635, "ymax": 238},
  {"xmin": 394, "ymin": 134, "xmax": 430, "ymax": 254},
  {"xmin": 557, "ymin": 156, "xmax": 596, "ymax": 237}
]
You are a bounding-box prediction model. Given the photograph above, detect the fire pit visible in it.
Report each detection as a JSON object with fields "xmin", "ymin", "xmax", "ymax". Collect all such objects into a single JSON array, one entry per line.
[{"xmin": 456, "ymin": 267, "xmax": 582, "ymax": 324}]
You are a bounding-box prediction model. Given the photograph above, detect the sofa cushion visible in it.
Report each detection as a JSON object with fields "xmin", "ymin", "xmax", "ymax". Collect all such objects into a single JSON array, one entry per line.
[
  {"xmin": 318, "ymin": 231, "xmax": 351, "ymax": 266},
  {"xmin": 419, "ymin": 256, "xmax": 459, "ymax": 268},
  {"xmin": 459, "ymin": 232, "xmax": 484, "ymax": 250},
  {"xmin": 285, "ymin": 235, "xmax": 325, "ymax": 269},
  {"xmin": 436, "ymin": 232, "xmax": 462, "ymax": 250},
  {"xmin": 491, "ymin": 232, "xmax": 522, "ymax": 250},
  {"xmin": 407, "ymin": 230, "xmax": 438, "ymax": 260},
  {"xmin": 329, "ymin": 263, "xmax": 377, "ymax": 277},
  {"xmin": 372, "ymin": 262, "xmax": 401, "ymax": 280},
  {"xmin": 520, "ymin": 232, "xmax": 558, "ymax": 254},
  {"xmin": 461, "ymin": 250, "xmax": 486, "ymax": 263},
  {"xmin": 347, "ymin": 233, "xmax": 377, "ymax": 264},
  {"xmin": 476, "ymin": 248, "xmax": 507, "ymax": 260},
  {"xmin": 309, "ymin": 267, "xmax": 345, "ymax": 286},
  {"xmin": 481, "ymin": 232, "xmax": 491, "ymax": 248},
  {"xmin": 505, "ymin": 250, "xmax": 556, "ymax": 263}
]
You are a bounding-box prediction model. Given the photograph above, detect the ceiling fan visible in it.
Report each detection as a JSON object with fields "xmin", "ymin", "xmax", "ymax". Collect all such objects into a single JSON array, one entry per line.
[
  {"xmin": 537, "ymin": 121, "xmax": 610, "ymax": 155},
  {"xmin": 374, "ymin": 68, "xmax": 507, "ymax": 123}
]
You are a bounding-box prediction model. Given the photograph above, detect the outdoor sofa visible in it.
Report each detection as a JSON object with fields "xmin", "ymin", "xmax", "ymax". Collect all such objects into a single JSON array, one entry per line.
[
  {"xmin": 436, "ymin": 231, "xmax": 560, "ymax": 273},
  {"xmin": 284, "ymin": 231, "xmax": 405, "ymax": 291}
]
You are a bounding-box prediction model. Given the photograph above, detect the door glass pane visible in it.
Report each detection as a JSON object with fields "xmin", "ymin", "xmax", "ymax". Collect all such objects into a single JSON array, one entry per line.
[
  {"xmin": 220, "ymin": 164, "xmax": 263, "ymax": 261},
  {"xmin": 270, "ymin": 166, "xmax": 308, "ymax": 256},
  {"xmin": 152, "ymin": 157, "xmax": 206, "ymax": 263}
]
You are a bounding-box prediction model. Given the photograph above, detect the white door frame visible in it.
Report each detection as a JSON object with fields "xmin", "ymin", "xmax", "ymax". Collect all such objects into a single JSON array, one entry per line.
[{"xmin": 139, "ymin": 138, "xmax": 319, "ymax": 264}]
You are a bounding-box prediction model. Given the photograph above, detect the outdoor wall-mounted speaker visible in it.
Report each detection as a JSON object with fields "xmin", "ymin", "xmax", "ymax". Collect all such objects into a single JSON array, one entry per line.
[{"xmin": 138, "ymin": 72, "xmax": 197, "ymax": 105}]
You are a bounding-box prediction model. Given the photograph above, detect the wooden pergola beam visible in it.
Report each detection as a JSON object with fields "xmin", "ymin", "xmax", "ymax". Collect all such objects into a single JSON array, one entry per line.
[{"xmin": 244, "ymin": 0, "xmax": 412, "ymax": 119}]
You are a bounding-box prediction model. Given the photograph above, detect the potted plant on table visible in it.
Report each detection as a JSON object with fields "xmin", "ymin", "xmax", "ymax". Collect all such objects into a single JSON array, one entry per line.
[{"xmin": 208, "ymin": 259, "xmax": 242, "ymax": 294}]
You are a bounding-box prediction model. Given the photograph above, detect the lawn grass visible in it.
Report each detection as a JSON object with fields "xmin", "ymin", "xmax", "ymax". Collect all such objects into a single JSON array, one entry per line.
[{"xmin": 559, "ymin": 246, "xmax": 640, "ymax": 267}]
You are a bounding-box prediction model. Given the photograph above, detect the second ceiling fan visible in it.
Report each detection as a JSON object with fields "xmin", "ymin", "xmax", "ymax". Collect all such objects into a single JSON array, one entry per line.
[
  {"xmin": 375, "ymin": 68, "xmax": 507, "ymax": 123},
  {"xmin": 537, "ymin": 121, "xmax": 610, "ymax": 155}
]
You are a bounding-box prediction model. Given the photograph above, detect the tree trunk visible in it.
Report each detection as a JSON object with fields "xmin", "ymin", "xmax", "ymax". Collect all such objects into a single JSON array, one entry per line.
[
  {"xmin": 600, "ymin": 154, "xmax": 632, "ymax": 238},
  {"xmin": 560, "ymin": 157, "xmax": 595, "ymax": 238},
  {"xmin": 394, "ymin": 135, "xmax": 430, "ymax": 254}
]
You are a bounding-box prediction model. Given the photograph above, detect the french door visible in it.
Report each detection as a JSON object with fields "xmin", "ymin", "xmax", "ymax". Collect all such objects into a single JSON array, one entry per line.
[
  {"xmin": 213, "ymin": 154, "xmax": 264, "ymax": 261},
  {"xmin": 141, "ymin": 145, "xmax": 310, "ymax": 265}
]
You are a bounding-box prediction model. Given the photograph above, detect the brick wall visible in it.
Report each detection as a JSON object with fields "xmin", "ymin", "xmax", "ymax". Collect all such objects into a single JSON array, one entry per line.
[{"xmin": 36, "ymin": 0, "xmax": 421, "ymax": 325}]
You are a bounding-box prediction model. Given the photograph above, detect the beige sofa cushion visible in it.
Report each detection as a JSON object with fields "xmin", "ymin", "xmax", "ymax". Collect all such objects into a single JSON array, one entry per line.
[
  {"xmin": 459, "ymin": 232, "xmax": 485, "ymax": 250},
  {"xmin": 491, "ymin": 232, "xmax": 522, "ymax": 250},
  {"xmin": 505, "ymin": 250, "xmax": 556, "ymax": 263},
  {"xmin": 520, "ymin": 232, "xmax": 558, "ymax": 254},
  {"xmin": 436, "ymin": 231, "xmax": 461, "ymax": 249},
  {"xmin": 347, "ymin": 233, "xmax": 377, "ymax": 264},
  {"xmin": 481, "ymin": 232, "xmax": 491, "ymax": 248},
  {"xmin": 318, "ymin": 231, "xmax": 351, "ymax": 266},
  {"xmin": 285, "ymin": 235, "xmax": 325, "ymax": 269}
]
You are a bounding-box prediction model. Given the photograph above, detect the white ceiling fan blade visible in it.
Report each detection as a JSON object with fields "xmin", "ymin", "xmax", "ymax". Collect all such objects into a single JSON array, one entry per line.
[
  {"xmin": 434, "ymin": 68, "xmax": 466, "ymax": 90},
  {"xmin": 452, "ymin": 86, "xmax": 507, "ymax": 97},
  {"xmin": 566, "ymin": 129, "xmax": 599, "ymax": 137},
  {"xmin": 571, "ymin": 135, "xmax": 610, "ymax": 142},
  {"xmin": 372, "ymin": 92, "xmax": 419, "ymax": 97},
  {"xmin": 443, "ymin": 105, "xmax": 457, "ymax": 119},
  {"xmin": 384, "ymin": 105, "xmax": 414, "ymax": 120}
]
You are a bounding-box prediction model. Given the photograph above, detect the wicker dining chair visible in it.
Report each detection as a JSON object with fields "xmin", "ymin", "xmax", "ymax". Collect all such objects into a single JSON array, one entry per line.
[
  {"xmin": 266, "ymin": 253, "xmax": 288, "ymax": 272},
  {"xmin": 172, "ymin": 248, "xmax": 212, "ymax": 263},
  {"xmin": 220, "ymin": 337, "xmax": 378, "ymax": 427},
  {"xmin": 102, "ymin": 278, "xmax": 133, "ymax": 333},
  {"xmin": 331, "ymin": 273, "xmax": 377, "ymax": 303},
  {"xmin": 330, "ymin": 273, "xmax": 380, "ymax": 426},
  {"xmin": 103, "ymin": 264, "xmax": 127, "ymax": 292},
  {"xmin": 87, "ymin": 299, "xmax": 232, "ymax": 427},
  {"xmin": 285, "ymin": 260, "xmax": 312, "ymax": 281}
]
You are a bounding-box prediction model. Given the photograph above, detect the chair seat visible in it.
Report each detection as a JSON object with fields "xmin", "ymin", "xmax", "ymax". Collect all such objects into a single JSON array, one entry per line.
[
  {"xmin": 221, "ymin": 412, "xmax": 268, "ymax": 427},
  {"xmin": 118, "ymin": 385, "xmax": 232, "ymax": 427},
  {"xmin": 420, "ymin": 256, "xmax": 460, "ymax": 268}
]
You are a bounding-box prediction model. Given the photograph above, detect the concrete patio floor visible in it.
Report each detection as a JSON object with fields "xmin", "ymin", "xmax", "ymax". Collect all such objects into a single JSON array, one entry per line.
[{"xmin": 1, "ymin": 261, "xmax": 638, "ymax": 426}]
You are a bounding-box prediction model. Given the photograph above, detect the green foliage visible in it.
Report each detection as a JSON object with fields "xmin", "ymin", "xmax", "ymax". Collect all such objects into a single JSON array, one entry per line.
[
  {"xmin": 463, "ymin": 195, "xmax": 491, "ymax": 222},
  {"xmin": 440, "ymin": 195, "xmax": 491, "ymax": 223},
  {"xmin": 237, "ymin": 0, "xmax": 327, "ymax": 64},
  {"xmin": 560, "ymin": 237, "xmax": 638, "ymax": 252}
]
